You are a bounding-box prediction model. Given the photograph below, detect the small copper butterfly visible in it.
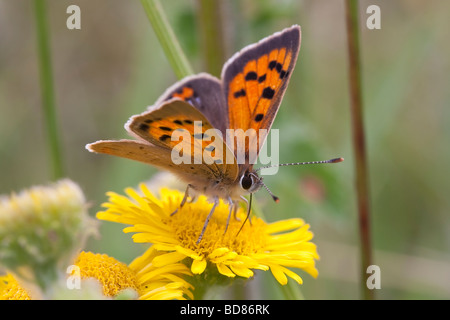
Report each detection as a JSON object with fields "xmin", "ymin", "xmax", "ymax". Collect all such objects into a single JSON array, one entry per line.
[{"xmin": 87, "ymin": 25, "xmax": 343, "ymax": 243}]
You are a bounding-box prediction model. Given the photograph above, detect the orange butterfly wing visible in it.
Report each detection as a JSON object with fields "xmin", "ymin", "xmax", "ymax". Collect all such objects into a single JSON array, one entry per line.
[
  {"xmin": 126, "ymin": 99, "xmax": 238, "ymax": 182},
  {"xmin": 87, "ymin": 26, "xmax": 301, "ymax": 187},
  {"xmin": 222, "ymin": 25, "xmax": 301, "ymax": 171},
  {"xmin": 154, "ymin": 73, "xmax": 229, "ymax": 135}
]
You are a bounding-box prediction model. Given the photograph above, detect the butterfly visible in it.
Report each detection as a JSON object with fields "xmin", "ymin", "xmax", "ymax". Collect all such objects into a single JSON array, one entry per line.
[{"xmin": 86, "ymin": 25, "xmax": 342, "ymax": 243}]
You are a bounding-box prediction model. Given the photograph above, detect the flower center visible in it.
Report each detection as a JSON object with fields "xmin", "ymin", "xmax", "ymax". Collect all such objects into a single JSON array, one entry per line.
[{"xmin": 165, "ymin": 199, "xmax": 267, "ymax": 258}]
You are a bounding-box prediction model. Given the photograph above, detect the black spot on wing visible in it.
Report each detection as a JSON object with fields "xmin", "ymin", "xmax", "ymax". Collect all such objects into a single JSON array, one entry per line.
[
  {"xmin": 254, "ymin": 113, "xmax": 264, "ymax": 122},
  {"xmin": 269, "ymin": 60, "xmax": 283, "ymax": 73},
  {"xmin": 276, "ymin": 63, "xmax": 282, "ymax": 72},
  {"xmin": 245, "ymin": 71, "xmax": 258, "ymax": 81},
  {"xmin": 222, "ymin": 25, "xmax": 300, "ymax": 107},
  {"xmin": 233, "ymin": 89, "xmax": 246, "ymax": 98},
  {"xmin": 268, "ymin": 60, "xmax": 277, "ymax": 70},
  {"xmin": 139, "ymin": 123, "xmax": 149, "ymax": 131},
  {"xmin": 159, "ymin": 134, "xmax": 171, "ymax": 141},
  {"xmin": 262, "ymin": 87, "xmax": 275, "ymax": 99}
]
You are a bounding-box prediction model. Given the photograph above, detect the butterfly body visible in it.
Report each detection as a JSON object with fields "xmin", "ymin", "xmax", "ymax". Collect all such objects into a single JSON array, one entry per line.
[
  {"xmin": 177, "ymin": 171, "xmax": 262, "ymax": 204},
  {"xmin": 87, "ymin": 25, "xmax": 301, "ymax": 241}
]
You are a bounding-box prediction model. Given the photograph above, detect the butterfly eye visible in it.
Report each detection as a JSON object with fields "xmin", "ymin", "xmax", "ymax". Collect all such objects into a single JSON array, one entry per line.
[{"xmin": 240, "ymin": 175, "xmax": 254, "ymax": 190}]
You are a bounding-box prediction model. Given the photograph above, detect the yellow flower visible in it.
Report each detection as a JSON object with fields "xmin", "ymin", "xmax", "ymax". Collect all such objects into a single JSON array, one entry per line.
[
  {"xmin": 73, "ymin": 251, "xmax": 138, "ymax": 297},
  {"xmin": 97, "ymin": 185, "xmax": 319, "ymax": 288},
  {"xmin": 0, "ymin": 274, "xmax": 31, "ymax": 300},
  {"xmin": 0, "ymin": 179, "xmax": 96, "ymax": 294},
  {"xmin": 129, "ymin": 246, "xmax": 194, "ymax": 300},
  {"xmin": 0, "ymin": 250, "xmax": 192, "ymax": 300}
]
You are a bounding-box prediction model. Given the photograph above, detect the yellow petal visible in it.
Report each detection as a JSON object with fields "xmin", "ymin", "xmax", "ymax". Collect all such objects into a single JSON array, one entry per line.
[
  {"xmin": 153, "ymin": 243, "xmax": 178, "ymax": 251},
  {"xmin": 265, "ymin": 218, "xmax": 305, "ymax": 234},
  {"xmin": 152, "ymin": 251, "xmax": 187, "ymax": 267},
  {"xmin": 270, "ymin": 264, "xmax": 288, "ymax": 285},
  {"xmin": 210, "ymin": 251, "xmax": 238, "ymax": 263},
  {"xmin": 138, "ymin": 263, "xmax": 190, "ymax": 284},
  {"xmin": 139, "ymin": 183, "xmax": 162, "ymax": 204},
  {"xmin": 175, "ymin": 245, "xmax": 203, "ymax": 260},
  {"xmin": 129, "ymin": 246, "xmax": 158, "ymax": 271},
  {"xmin": 191, "ymin": 259, "xmax": 207, "ymax": 274},
  {"xmin": 208, "ymin": 247, "xmax": 230, "ymax": 259},
  {"xmin": 217, "ymin": 263, "xmax": 236, "ymax": 278},
  {"xmin": 229, "ymin": 265, "xmax": 254, "ymax": 278},
  {"xmin": 282, "ymin": 267, "xmax": 303, "ymax": 285},
  {"xmin": 125, "ymin": 187, "xmax": 149, "ymax": 208}
]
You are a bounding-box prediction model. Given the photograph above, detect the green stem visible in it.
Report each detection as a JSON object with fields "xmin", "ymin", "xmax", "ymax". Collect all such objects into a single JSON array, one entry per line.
[
  {"xmin": 140, "ymin": 0, "xmax": 194, "ymax": 79},
  {"xmin": 279, "ymin": 279, "xmax": 305, "ymax": 300},
  {"xmin": 344, "ymin": 0, "xmax": 374, "ymax": 300},
  {"xmin": 34, "ymin": 0, "xmax": 64, "ymax": 180},
  {"xmin": 197, "ymin": 0, "xmax": 226, "ymax": 77}
]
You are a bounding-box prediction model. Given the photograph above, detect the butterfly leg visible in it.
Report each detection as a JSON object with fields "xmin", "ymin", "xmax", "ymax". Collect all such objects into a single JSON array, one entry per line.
[
  {"xmin": 233, "ymin": 202, "xmax": 240, "ymax": 221},
  {"xmin": 171, "ymin": 184, "xmax": 193, "ymax": 216},
  {"xmin": 223, "ymin": 197, "xmax": 234, "ymax": 235},
  {"xmin": 186, "ymin": 195, "xmax": 197, "ymax": 203},
  {"xmin": 197, "ymin": 196, "xmax": 219, "ymax": 244}
]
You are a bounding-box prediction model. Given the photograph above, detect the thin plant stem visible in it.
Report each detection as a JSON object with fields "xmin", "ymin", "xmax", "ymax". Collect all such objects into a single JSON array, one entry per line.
[
  {"xmin": 344, "ymin": 0, "xmax": 374, "ymax": 300},
  {"xmin": 197, "ymin": 0, "xmax": 226, "ymax": 77},
  {"xmin": 140, "ymin": 0, "xmax": 194, "ymax": 79},
  {"xmin": 279, "ymin": 279, "xmax": 305, "ymax": 300},
  {"xmin": 34, "ymin": 0, "xmax": 64, "ymax": 180}
]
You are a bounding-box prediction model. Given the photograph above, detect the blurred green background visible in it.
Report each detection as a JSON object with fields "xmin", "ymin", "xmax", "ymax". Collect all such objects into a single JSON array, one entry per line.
[{"xmin": 1, "ymin": 0, "xmax": 449, "ymax": 299}]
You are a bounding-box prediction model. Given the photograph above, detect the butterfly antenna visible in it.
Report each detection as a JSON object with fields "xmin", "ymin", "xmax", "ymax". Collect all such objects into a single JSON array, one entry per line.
[
  {"xmin": 249, "ymin": 172, "xmax": 279, "ymax": 203},
  {"xmin": 262, "ymin": 182, "xmax": 280, "ymax": 203},
  {"xmin": 255, "ymin": 157, "xmax": 344, "ymax": 172}
]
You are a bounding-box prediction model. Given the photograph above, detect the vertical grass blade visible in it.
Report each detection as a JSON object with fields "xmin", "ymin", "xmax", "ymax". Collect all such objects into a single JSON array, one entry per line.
[
  {"xmin": 140, "ymin": 0, "xmax": 194, "ymax": 79},
  {"xmin": 34, "ymin": 0, "xmax": 64, "ymax": 180},
  {"xmin": 344, "ymin": 0, "xmax": 374, "ymax": 300},
  {"xmin": 197, "ymin": 0, "xmax": 226, "ymax": 77}
]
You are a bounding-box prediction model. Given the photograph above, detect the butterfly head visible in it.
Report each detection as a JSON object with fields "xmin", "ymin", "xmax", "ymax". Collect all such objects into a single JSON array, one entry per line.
[
  {"xmin": 239, "ymin": 171, "xmax": 262, "ymax": 194},
  {"xmin": 239, "ymin": 170, "xmax": 280, "ymax": 203}
]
